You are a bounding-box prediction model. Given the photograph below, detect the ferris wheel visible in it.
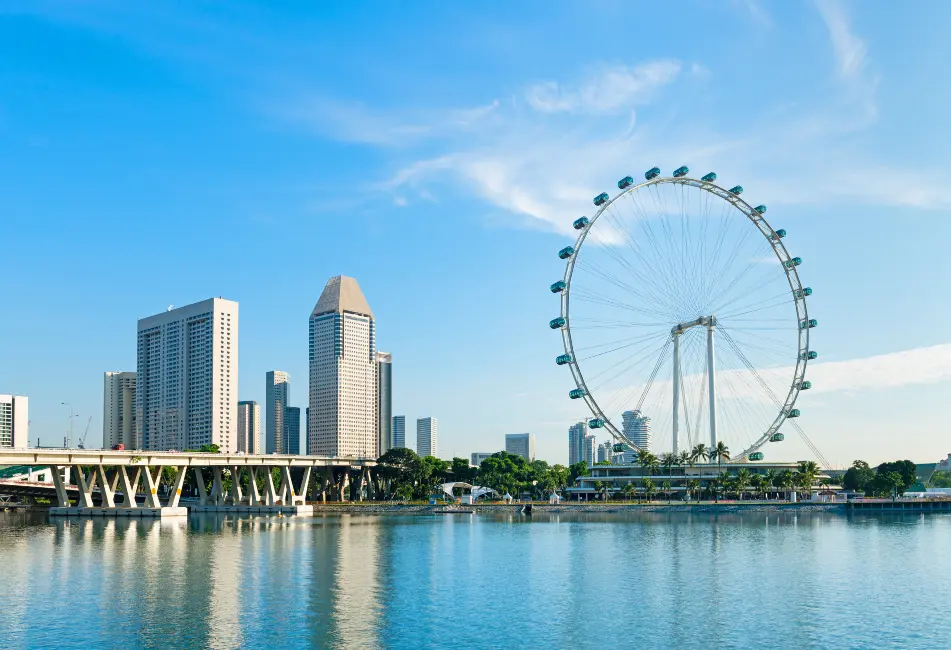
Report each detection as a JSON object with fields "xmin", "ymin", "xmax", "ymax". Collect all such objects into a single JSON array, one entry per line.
[{"xmin": 550, "ymin": 166, "xmax": 817, "ymax": 462}]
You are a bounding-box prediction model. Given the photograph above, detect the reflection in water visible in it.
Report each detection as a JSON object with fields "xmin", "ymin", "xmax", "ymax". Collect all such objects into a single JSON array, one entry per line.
[{"xmin": 0, "ymin": 509, "xmax": 950, "ymax": 648}]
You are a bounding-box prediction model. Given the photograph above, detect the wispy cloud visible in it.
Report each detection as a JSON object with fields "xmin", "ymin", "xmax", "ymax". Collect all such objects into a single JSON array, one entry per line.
[{"xmin": 815, "ymin": 0, "xmax": 867, "ymax": 79}]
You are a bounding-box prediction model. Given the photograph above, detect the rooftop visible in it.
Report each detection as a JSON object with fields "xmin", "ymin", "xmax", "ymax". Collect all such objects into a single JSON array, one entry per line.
[{"xmin": 311, "ymin": 276, "xmax": 374, "ymax": 319}]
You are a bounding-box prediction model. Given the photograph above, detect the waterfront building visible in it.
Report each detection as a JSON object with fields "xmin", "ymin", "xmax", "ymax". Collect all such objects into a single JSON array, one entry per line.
[
  {"xmin": 622, "ymin": 409, "xmax": 651, "ymax": 452},
  {"xmin": 0, "ymin": 395, "xmax": 27, "ymax": 449},
  {"xmin": 285, "ymin": 406, "xmax": 301, "ymax": 455},
  {"xmin": 236, "ymin": 401, "xmax": 260, "ymax": 454},
  {"xmin": 582, "ymin": 434, "xmax": 597, "ymax": 467},
  {"xmin": 265, "ymin": 371, "xmax": 289, "ymax": 455},
  {"xmin": 377, "ymin": 352, "xmax": 392, "ymax": 455},
  {"xmin": 597, "ymin": 441, "xmax": 613, "ymax": 464},
  {"xmin": 505, "ymin": 433, "xmax": 535, "ymax": 462},
  {"xmin": 137, "ymin": 298, "xmax": 238, "ymax": 452},
  {"xmin": 471, "ymin": 452, "xmax": 495, "ymax": 467},
  {"xmin": 308, "ymin": 276, "xmax": 378, "ymax": 457},
  {"xmin": 568, "ymin": 421, "xmax": 587, "ymax": 465},
  {"xmin": 103, "ymin": 371, "xmax": 136, "ymax": 449},
  {"xmin": 392, "ymin": 415, "xmax": 406, "ymax": 449},
  {"xmin": 417, "ymin": 417, "xmax": 437, "ymax": 458}
]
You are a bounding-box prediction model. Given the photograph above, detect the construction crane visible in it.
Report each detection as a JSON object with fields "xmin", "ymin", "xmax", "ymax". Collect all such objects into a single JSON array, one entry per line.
[{"xmin": 78, "ymin": 416, "xmax": 92, "ymax": 449}]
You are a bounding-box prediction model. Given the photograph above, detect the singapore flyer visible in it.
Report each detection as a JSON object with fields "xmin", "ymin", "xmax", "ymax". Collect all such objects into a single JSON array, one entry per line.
[{"xmin": 550, "ymin": 166, "xmax": 819, "ymax": 462}]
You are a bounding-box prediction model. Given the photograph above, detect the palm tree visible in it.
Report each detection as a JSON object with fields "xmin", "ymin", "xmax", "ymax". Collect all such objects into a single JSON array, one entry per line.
[
  {"xmin": 777, "ymin": 470, "xmax": 795, "ymax": 500},
  {"xmin": 688, "ymin": 479, "xmax": 700, "ymax": 502},
  {"xmin": 710, "ymin": 442, "xmax": 730, "ymax": 502},
  {"xmin": 660, "ymin": 452, "xmax": 676, "ymax": 485},
  {"xmin": 763, "ymin": 469, "xmax": 777, "ymax": 500},
  {"xmin": 647, "ymin": 453, "xmax": 660, "ymax": 477},
  {"xmin": 622, "ymin": 481, "xmax": 635, "ymax": 502},
  {"xmin": 662, "ymin": 480, "xmax": 672, "ymax": 503},
  {"xmin": 642, "ymin": 477, "xmax": 655, "ymax": 502},
  {"xmin": 637, "ymin": 449, "xmax": 653, "ymax": 477},
  {"xmin": 796, "ymin": 460, "xmax": 820, "ymax": 499},
  {"xmin": 749, "ymin": 474, "xmax": 765, "ymax": 500},
  {"xmin": 735, "ymin": 468, "xmax": 751, "ymax": 501},
  {"xmin": 691, "ymin": 444, "xmax": 709, "ymax": 499}
]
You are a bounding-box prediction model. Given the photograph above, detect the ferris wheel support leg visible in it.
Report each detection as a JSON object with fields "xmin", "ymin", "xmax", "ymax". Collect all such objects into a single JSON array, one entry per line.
[
  {"xmin": 707, "ymin": 323, "xmax": 718, "ymax": 450},
  {"xmin": 672, "ymin": 333, "xmax": 680, "ymax": 456}
]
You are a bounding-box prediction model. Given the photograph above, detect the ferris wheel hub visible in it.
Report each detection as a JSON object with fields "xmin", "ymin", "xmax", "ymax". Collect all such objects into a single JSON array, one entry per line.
[{"xmin": 671, "ymin": 315, "xmax": 717, "ymax": 336}]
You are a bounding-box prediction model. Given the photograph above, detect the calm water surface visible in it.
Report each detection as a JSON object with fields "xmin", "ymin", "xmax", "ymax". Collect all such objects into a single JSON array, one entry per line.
[{"xmin": 1, "ymin": 510, "xmax": 949, "ymax": 649}]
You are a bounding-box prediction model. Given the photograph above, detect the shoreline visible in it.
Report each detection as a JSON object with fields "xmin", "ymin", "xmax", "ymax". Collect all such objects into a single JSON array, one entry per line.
[{"xmin": 309, "ymin": 502, "xmax": 846, "ymax": 514}]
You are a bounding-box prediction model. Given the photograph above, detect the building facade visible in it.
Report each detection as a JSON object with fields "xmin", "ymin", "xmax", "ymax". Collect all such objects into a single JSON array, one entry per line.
[
  {"xmin": 582, "ymin": 434, "xmax": 598, "ymax": 467},
  {"xmin": 285, "ymin": 406, "xmax": 301, "ymax": 455},
  {"xmin": 416, "ymin": 417, "xmax": 437, "ymax": 458},
  {"xmin": 308, "ymin": 276, "xmax": 378, "ymax": 457},
  {"xmin": 568, "ymin": 421, "xmax": 587, "ymax": 465},
  {"xmin": 0, "ymin": 395, "xmax": 28, "ymax": 449},
  {"xmin": 103, "ymin": 371, "xmax": 136, "ymax": 449},
  {"xmin": 136, "ymin": 298, "xmax": 238, "ymax": 452},
  {"xmin": 376, "ymin": 352, "xmax": 392, "ymax": 456},
  {"xmin": 392, "ymin": 415, "xmax": 406, "ymax": 449},
  {"xmin": 505, "ymin": 433, "xmax": 535, "ymax": 462},
  {"xmin": 597, "ymin": 441, "xmax": 613, "ymax": 464},
  {"xmin": 236, "ymin": 401, "xmax": 260, "ymax": 454},
  {"xmin": 622, "ymin": 409, "xmax": 651, "ymax": 452},
  {"xmin": 471, "ymin": 452, "xmax": 495, "ymax": 467},
  {"xmin": 265, "ymin": 370, "xmax": 289, "ymax": 455}
]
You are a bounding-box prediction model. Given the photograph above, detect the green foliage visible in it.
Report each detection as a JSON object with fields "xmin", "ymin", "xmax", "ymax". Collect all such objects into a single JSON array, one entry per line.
[
  {"xmin": 930, "ymin": 471, "xmax": 951, "ymax": 488},
  {"xmin": 843, "ymin": 460, "xmax": 875, "ymax": 492},
  {"xmin": 869, "ymin": 471, "xmax": 905, "ymax": 498},
  {"xmin": 568, "ymin": 461, "xmax": 589, "ymax": 484},
  {"xmin": 874, "ymin": 460, "xmax": 917, "ymax": 494}
]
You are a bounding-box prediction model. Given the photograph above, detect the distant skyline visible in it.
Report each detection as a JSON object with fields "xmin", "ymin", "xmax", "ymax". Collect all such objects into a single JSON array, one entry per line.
[{"xmin": 2, "ymin": 2, "xmax": 951, "ymax": 466}]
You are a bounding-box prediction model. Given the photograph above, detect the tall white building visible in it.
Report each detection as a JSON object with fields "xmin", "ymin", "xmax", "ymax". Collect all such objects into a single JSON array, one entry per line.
[
  {"xmin": 597, "ymin": 441, "xmax": 613, "ymax": 464},
  {"xmin": 103, "ymin": 371, "xmax": 136, "ymax": 449},
  {"xmin": 582, "ymin": 434, "xmax": 598, "ymax": 467},
  {"xmin": 471, "ymin": 452, "xmax": 495, "ymax": 467},
  {"xmin": 237, "ymin": 401, "xmax": 260, "ymax": 454},
  {"xmin": 0, "ymin": 395, "xmax": 28, "ymax": 449},
  {"xmin": 568, "ymin": 421, "xmax": 587, "ymax": 465},
  {"xmin": 376, "ymin": 352, "xmax": 392, "ymax": 456},
  {"xmin": 392, "ymin": 415, "xmax": 406, "ymax": 449},
  {"xmin": 505, "ymin": 433, "xmax": 535, "ymax": 462},
  {"xmin": 137, "ymin": 298, "xmax": 238, "ymax": 452},
  {"xmin": 416, "ymin": 417, "xmax": 437, "ymax": 458},
  {"xmin": 308, "ymin": 276, "xmax": 378, "ymax": 457},
  {"xmin": 622, "ymin": 409, "xmax": 652, "ymax": 452},
  {"xmin": 266, "ymin": 371, "xmax": 289, "ymax": 454}
]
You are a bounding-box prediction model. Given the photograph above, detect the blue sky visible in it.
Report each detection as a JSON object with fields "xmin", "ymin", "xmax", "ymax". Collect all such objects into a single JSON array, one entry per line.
[{"xmin": 2, "ymin": 1, "xmax": 950, "ymax": 466}]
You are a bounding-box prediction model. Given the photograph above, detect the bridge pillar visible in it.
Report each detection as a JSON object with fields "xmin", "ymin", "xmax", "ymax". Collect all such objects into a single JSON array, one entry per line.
[
  {"xmin": 121, "ymin": 466, "xmax": 141, "ymax": 508},
  {"xmin": 50, "ymin": 465, "xmax": 70, "ymax": 507},
  {"xmin": 194, "ymin": 467, "xmax": 209, "ymax": 505},
  {"xmin": 263, "ymin": 467, "xmax": 279, "ymax": 505},
  {"xmin": 168, "ymin": 466, "xmax": 188, "ymax": 508},
  {"xmin": 73, "ymin": 465, "xmax": 96, "ymax": 508},
  {"xmin": 228, "ymin": 466, "xmax": 243, "ymax": 506},
  {"xmin": 96, "ymin": 465, "xmax": 116, "ymax": 508},
  {"xmin": 247, "ymin": 467, "xmax": 262, "ymax": 506}
]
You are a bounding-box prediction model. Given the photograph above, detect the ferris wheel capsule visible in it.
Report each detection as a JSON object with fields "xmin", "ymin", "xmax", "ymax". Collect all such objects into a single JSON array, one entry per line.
[
  {"xmin": 593, "ymin": 192, "xmax": 610, "ymax": 206},
  {"xmin": 550, "ymin": 281, "xmax": 566, "ymax": 293},
  {"xmin": 701, "ymin": 172, "xmax": 717, "ymax": 182},
  {"xmin": 573, "ymin": 217, "xmax": 589, "ymax": 230},
  {"xmin": 754, "ymin": 205, "xmax": 767, "ymax": 214},
  {"xmin": 673, "ymin": 166, "xmax": 689, "ymax": 177},
  {"xmin": 729, "ymin": 186, "xmax": 744, "ymax": 195},
  {"xmin": 618, "ymin": 176, "xmax": 634, "ymax": 189},
  {"xmin": 645, "ymin": 167, "xmax": 661, "ymax": 180},
  {"xmin": 549, "ymin": 317, "xmax": 566, "ymax": 329}
]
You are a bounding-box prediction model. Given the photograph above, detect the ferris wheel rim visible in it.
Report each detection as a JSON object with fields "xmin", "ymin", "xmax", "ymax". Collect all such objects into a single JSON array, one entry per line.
[{"xmin": 558, "ymin": 175, "xmax": 811, "ymax": 461}]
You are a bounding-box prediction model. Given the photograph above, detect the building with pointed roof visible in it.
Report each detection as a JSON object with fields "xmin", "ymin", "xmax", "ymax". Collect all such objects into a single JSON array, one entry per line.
[{"xmin": 308, "ymin": 276, "xmax": 378, "ymax": 457}]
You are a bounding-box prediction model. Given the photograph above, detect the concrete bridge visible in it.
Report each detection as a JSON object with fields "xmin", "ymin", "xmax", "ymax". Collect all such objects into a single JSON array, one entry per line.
[{"xmin": 0, "ymin": 449, "xmax": 377, "ymax": 517}]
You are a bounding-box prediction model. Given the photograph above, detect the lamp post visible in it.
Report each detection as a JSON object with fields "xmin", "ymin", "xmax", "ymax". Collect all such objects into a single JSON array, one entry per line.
[{"xmin": 62, "ymin": 402, "xmax": 77, "ymax": 449}]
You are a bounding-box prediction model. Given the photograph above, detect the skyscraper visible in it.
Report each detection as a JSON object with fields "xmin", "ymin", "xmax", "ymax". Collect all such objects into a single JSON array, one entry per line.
[
  {"xmin": 582, "ymin": 434, "xmax": 597, "ymax": 467},
  {"xmin": 505, "ymin": 433, "xmax": 535, "ymax": 462},
  {"xmin": 137, "ymin": 298, "xmax": 238, "ymax": 452},
  {"xmin": 376, "ymin": 352, "xmax": 392, "ymax": 456},
  {"xmin": 285, "ymin": 406, "xmax": 301, "ymax": 455},
  {"xmin": 471, "ymin": 452, "xmax": 494, "ymax": 467},
  {"xmin": 308, "ymin": 276, "xmax": 377, "ymax": 457},
  {"xmin": 416, "ymin": 417, "xmax": 437, "ymax": 458},
  {"xmin": 266, "ymin": 371, "xmax": 289, "ymax": 454},
  {"xmin": 597, "ymin": 441, "xmax": 613, "ymax": 464},
  {"xmin": 237, "ymin": 401, "xmax": 260, "ymax": 454},
  {"xmin": 568, "ymin": 421, "xmax": 587, "ymax": 465},
  {"xmin": 0, "ymin": 395, "xmax": 27, "ymax": 449},
  {"xmin": 392, "ymin": 415, "xmax": 406, "ymax": 449},
  {"xmin": 103, "ymin": 371, "xmax": 136, "ymax": 449},
  {"xmin": 622, "ymin": 410, "xmax": 652, "ymax": 451}
]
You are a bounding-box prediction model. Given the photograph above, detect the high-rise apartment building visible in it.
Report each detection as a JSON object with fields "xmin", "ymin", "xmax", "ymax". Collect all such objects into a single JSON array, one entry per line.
[
  {"xmin": 568, "ymin": 421, "xmax": 587, "ymax": 465},
  {"xmin": 622, "ymin": 409, "xmax": 652, "ymax": 451},
  {"xmin": 505, "ymin": 433, "xmax": 535, "ymax": 462},
  {"xmin": 308, "ymin": 276, "xmax": 377, "ymax": 457},
  {"xmin": 285, "ymin": 406, "xmax": 301, "ymax": 455},
  {"xmin": 376, "ymin": 352, "xmax": 392, "ymax": 456},
  {"xmin": 392, "ymin": 415, "xmax": 406, "ymax": 449},
  {"xmin": 0, "ymin": 395, "xmax": 28, "ymax": 449},
  {"xmin": 597, "ymin": 441, "xmax": 612, "ymax": 464},
  {"xmin": 582, "ymin": 434, "xmax": 598, "ymax": 467},
  {"xmin": 266, "ymin": 371, "xmax": 289, "ymax": 454},
  {"xmin": 103, "ymin": 371, "xmax": 136, "ymax": 449},
  {"xmin": 237, "ymin": 401, "xmax": 260, "ymax": 454},
  {"xmin": 416, "ymin": 417, "xmax": 437, "ymax": 458},
  {"xmin": 137, "ymin": 298, "xmax": 238, "ymax": 452}
]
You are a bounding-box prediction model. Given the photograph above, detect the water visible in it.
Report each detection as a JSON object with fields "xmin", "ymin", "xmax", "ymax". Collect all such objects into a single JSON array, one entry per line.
[{"xmin": 1, "ymin": 509, "xmax": 949, "ymax": 649}]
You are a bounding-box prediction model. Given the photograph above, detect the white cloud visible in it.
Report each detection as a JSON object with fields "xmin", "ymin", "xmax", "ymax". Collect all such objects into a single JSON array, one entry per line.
[
  {"xmin": 525, "ymin": 60, "xmax": 682, "ymax": 115},
  {"xmin": 815, "ymin": 0, "xmax": 867, "ymax": 79}
]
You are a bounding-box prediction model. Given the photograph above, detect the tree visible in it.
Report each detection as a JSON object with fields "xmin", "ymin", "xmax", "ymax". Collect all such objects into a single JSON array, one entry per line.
[
  {"xmin": 930, "ymin": 471, "xmax": 951, "ymax": 488},
  {"xmin": 691, "ymin": 444, "xmax": 709, "ymax": 467},
  {"xmin": 622, "ymin": 481, "xmax": 636, "ymax": 502},
  {"xmin": 776, "ymin": 470, "xmax": 795, "ymax": 500},
  {"xmin": 568, "ymin": 461, "xmax": 589, "ymax": 485},
  {"xmin": 762, "ymin": 469, "xmax": 777, "ymax": 499},
  {"xmin": 642, "ymin": 477, "xmax": 655, "ymax": 502},
  {"xmin": 449, "ymin": 457, "xmax": 476, "ymax": 484},
  {"xmin": 843, "ymin": 460, "xmax": 875, "ymax": 492},
  {"xmin": 688, "ymin": 479, "xmax": 700, "ymax": 502},
  {"xmin": 662, "ymin": 480, "xmax": 672, "ymax": 503},
  {"xmin": 710, "ymin": 443, "xmax": 730, "ymax": 502},
  {"xmin": 377, "ymin": 447, "xmax": 424, "ymax": 500},
  {"xmin": 869, "ymin": 471, "xmax": 904, "ymax": 499},
  {"xmin": 874, "ymin": 460, "xmax": 917, "ymax": 495},
  {"xmin": 660, "ymin": 452, "xmax": 676, "ymax": 486},
  {"xmin": 735, "ymin": 468, "xmax": 751, "ymax": 500}
]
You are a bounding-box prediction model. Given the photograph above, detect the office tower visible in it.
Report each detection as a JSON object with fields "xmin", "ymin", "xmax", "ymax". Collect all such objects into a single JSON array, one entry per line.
[
  {"xmin": 305, "ymin": 407, "xmax": 309, "ymax": 450},
  {"xmin": 622, "ymin": 409, "xmax": 652, "ymax": 451},
  {"xmin": 471, "ymin": 452, "xmax": 494, "ymax": 467},
  {"xmin": 392, "ymin": 415, "xmax": 406, "ymax": 449},
  {"xmin": 237, "ymin": 401, "xmax": 261, "ymax": 454},
  {"xmin": 137, "ymin": 298, "xmax": 238, "ymax": 452},
  {"xmin": 266, "ymin": 371, "xmax": 289, "ymax": 455},
  {"xmin": 568, "ymin": 421, "xmax": 587, "ymax": 465},
  {"xmin": 285, "ymin": 406, "xmax": 301, "ymax": 455},
  {"xmin": 377, "ymin": 352, "xmax": 392, "ymax": 456},
  {"xmin": 0, "ymin": 395, "xmax": 28, "ymax": 449},
  {"xmin": 597, "ymin": 441, "xmax": 613, "ymax": 464},
  {"xmin": 416, "ymin": 417, "xmax": 437, "ymax": 458},
  {"xmin": 505, "ymin": 433, "xmax": 536, "ymax": 462},
  {"xmin": 103, "ymin": 371, "xmax": 136, "ymax": 449},
  {"xmin": 582, "ymin": 434, "xmax": 598, "ymax": 467},
  {"xmin": 308, "ymin": 276, "xmax": 377, "ymax": 457}
]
